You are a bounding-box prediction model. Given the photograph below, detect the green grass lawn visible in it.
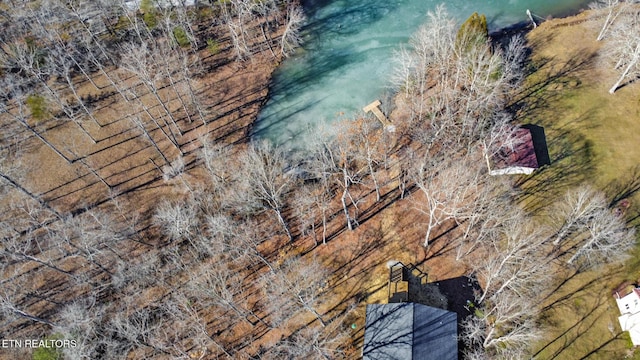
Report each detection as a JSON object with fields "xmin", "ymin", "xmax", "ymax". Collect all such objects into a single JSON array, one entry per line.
[
  {"xmin": 517, "ymin": 10, "xmax": 640, "ymax": 360},
  {"xmin": 518, "ymin": 12, "xmax": 640, "ymax": 194},
  {"xmin": 508, "ymin": 9, "xmax": 640, "ymax": 359}
]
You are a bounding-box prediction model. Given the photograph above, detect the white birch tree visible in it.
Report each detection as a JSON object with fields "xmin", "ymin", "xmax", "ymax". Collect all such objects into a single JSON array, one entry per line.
[
  {"xmin": 605, "ymin": 8, "xmax": 640, "ymax": 93},
  {"xmin": 549, "ymin": 185, "xmax": 637, "ymax": 269},
  {"xmin": 280, "ymin": 6, "xmax": 305, "ymax": 57},
  {"xmin": 590, "ymin": 0, "xmax": 639, "ymax": 41}
]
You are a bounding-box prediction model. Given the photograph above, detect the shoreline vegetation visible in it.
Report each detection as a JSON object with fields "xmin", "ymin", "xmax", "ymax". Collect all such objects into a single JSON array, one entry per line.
[{"xmin": 0, "ymin": 1, "xmax": 638, "ymax": 359}]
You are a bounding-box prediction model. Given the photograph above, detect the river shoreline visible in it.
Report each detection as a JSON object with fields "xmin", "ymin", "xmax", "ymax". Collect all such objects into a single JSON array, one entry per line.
[{"xmin": 253, "ymin": 0, "xmax": 594, "ymax": 147}]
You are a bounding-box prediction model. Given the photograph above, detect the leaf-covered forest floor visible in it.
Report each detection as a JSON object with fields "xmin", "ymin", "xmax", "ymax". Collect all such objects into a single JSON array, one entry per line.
[
  {"xmin": 0, "ymin": 10, "xmax": 291, "ymax": 359},
  {"xmin": 2, "ymin": 4, "xmax": 640, "ymax": 359}
]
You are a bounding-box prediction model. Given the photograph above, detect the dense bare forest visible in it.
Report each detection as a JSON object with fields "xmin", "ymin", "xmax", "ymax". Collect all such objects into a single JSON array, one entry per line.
[{"xmin": 0, "ymin": 1, "xmax": 638, "ymax": 359}]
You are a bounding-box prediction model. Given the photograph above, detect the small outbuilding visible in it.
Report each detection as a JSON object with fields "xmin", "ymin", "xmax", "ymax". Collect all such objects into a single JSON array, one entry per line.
[
  {"xmin": 488, "ymin": 125, "xmax": 550, "ymax": 176},
  {"xmin": 363, "ymin": 302, "xmax": 458, "ymax": 360}
]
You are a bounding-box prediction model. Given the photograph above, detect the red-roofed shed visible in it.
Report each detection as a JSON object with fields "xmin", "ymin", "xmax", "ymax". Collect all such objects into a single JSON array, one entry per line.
[{"xmin": 489, "ymin": 127, "xmax": 541, "ymax": 175}]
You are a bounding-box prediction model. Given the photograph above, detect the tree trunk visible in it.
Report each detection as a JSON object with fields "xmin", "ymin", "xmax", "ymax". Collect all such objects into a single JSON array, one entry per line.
[
  {"xmin": 424, "ymin": 226, "xmax": 431, "ymax": 247},
  {"xmin": 321, "ymin": 206, "xmax": 327, "ymax": 245},
  {"xmin": 423, "ymin": 205, "xmax": 437, "ymax": 247},
  {"xmin": 0, "ymin": 172, "xmax": 60, "ymax": 217},
  {"xmin": 609, "ymin": 58, "xmax": 636, "ymax": 94},
  {"xmin": 274, "ymin": 208, "xmax": 293, "ymax": 243},
  {"xmin": 567, "ymin": 247, "xmax": 584, "ymax": 265},
  {"xmin": 597, "ymin": 10, "xmax": 614, "ymax": 41},
  {"xmin": 368, "ymin": 160, "xmax": 381, "ymax": 202},
  {"xmin": 131, "ymin": 113, "xmax": 171, "ymax": 167},
  {"xmin": 342, "ymin": 188, "xmax": 352, "ymax": 231},
  {"xmin": 12, "ymin": 115, "xmax": 72, "ymax": 163},
  {"xmin": 9, "ymin": 307, "xmax": 55, "ymax": 326},
  {"xmin": 304, "ymin": 304, "xmax": 326, "ymax": 327},
  {"xmin": 79, "ymin": 157, "xmax": 111, "ymax": 190},
  {"xmin": 181, "ymin": 61, "xmax": 207, "ymax": 125}
]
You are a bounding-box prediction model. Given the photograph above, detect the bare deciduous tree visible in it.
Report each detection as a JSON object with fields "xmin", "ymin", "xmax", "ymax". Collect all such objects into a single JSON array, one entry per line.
[
  {"xmin": 310, "ymin": 128, "xmax": 368, "ymax": 232},
  {"xmin": 590, "ymin": 0, "xmax": 638, "ymax": 41},
  {"xmin": 261, "ymin": 256, "xmax": 328, "ymax": 327},
  {"xmin": 54, "ymin": 298, "xmax": 103, "ymax": 360},
  {"xmin": 549, "ymin": 185, "xmax": 636, "ymax": 268},
  {"xmin": 305, "ymin": 135, "xmax": 342, "ymax": 236},
  {"xmin": 566, "ymin": 210, "xmax": 636, "ymax": 267},
  {"xmin": 153, "ymin": 198, "xmax": 199, "ymax": 242},
  {"xmin": 198, "ymin": 137, "xmax": 234, "ymax": 208},
  {"xmin": 154, "ymin": 294, "xmax": 224, "ymax": 358},
  {"xmin": 266, "ymin": 311, "xmax": 352, "ymax": 359},
  {"xmin": 112, "ymin": 253, "xmax": 162, "ymax": 292},
  {"xmin": 471, "ymin": 208, "xmax": 551, "ymax": 303},
  {"xmin": 186, "ymin": 262, "xmax": 260, "ymax": 327},
  {"xmin": 604, "ymin": 8, "xmax": 640, "ymax": 93},
  {"xmin": 293, "ymin": 184, "xmax": 322, "ymax": 246},
  {"xmin": 351, "ymin": 117, "xmax": 386, "ymax": 202},
  {"xmin": 107, "ymin": 305, "xmax": 166, "ymax": 357},
  {"xmin": 232, "ymin": 141, "xmax": 296, "ymax": 242},
  {"xmin": 411, "ymin": 151, "xmax": 484, "ymax": 247},
  {"xmin": 120, "ymin": 41, "xmax": 183, "ymax": 141},
  {"xmin": 462, "ymin": 291, "xmax": 541, "ymax": 359},
  {"xmin": 280, "ymin": 6, "xmax": 305, "ymax": 57},
  {"xmin": 549, "ymin": 185, "xmax": 607, "ymax": 246},
  {"xmin": 453, "ymin": 179, "xmax": 512, "ymax": 261},
  {"xmin": 220, "ymin": 0, "xmax": 255, "ymax": 61},
  {"xmin": 392, "ymin": 5, "xmax": 524, "ymax": 135}
]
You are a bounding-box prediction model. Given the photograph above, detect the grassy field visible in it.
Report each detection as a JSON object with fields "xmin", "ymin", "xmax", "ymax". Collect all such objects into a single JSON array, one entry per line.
[{"xmin": 518, "ymin": 9, "xmax": 640, "ymax": 359}]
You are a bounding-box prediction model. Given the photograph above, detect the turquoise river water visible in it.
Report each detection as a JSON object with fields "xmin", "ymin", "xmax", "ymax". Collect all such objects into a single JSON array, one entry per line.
[{"xmin": 253, "ymin": 0, "xmax": 592, "ymax": 150}]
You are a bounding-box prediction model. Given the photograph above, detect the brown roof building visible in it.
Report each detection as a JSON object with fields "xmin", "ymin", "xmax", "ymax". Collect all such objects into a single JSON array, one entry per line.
[{"xmin": 489, "ymin": 125, "xmax": 550, "ymax": 176}]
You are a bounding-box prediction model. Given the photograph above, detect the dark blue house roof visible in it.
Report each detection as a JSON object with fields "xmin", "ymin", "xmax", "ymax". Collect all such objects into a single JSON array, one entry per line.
[{"xmin": 363, "ymin": 303, "xmax": 457, "ymax": 360}]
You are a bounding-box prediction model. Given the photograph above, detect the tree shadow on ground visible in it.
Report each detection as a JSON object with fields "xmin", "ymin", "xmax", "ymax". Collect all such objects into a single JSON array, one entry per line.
[
  {"xmin": 507, "ymin": 41, "xmax": 601, "ymax": 213},
  {"xmin": 514, "ymin": 111, "xmax": 598, "ymax": 214},
  {"xmin": 535, "ymin": 295, "xmax": 610, "ymax": 359},
  {"xmin": 533, "ymin": 264, "xmax": 629, "ymax": 359},
  {"xmin": 604, "ymin": 164, "xmax": 640, "ymax": 224}
]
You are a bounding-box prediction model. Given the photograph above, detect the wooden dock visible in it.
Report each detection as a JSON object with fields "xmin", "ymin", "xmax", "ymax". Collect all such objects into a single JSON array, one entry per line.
[{"xmin": 363, "ymin": 100, "xmax": 392, "ymax": 127}]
